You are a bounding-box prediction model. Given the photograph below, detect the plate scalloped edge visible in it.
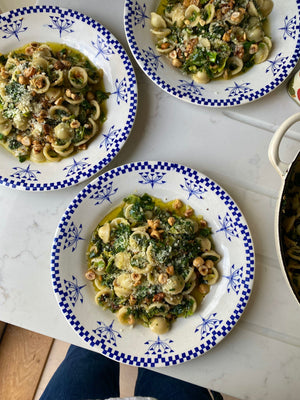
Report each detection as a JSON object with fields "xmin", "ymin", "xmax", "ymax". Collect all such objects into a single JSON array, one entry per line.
[
  {"xmin": 51, "ymin": 160, "xmax": 255, "ymax": 367},
  {"xmin": 0, "ymin": 5, "xmax": 137, "ymax": 191}
]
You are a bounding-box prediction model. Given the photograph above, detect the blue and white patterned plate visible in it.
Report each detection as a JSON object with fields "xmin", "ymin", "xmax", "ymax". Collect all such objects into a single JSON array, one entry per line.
[
  {"xmin": 124, "ymin": 0, "xmax": 300, "ymax": 107},
  {"xmin": 0, "ymin": 6, "xmax": 137, "ymax": 191},
  {"xmin": 51, "ymin": 161, "xmax": 255, "ymax": 367}
]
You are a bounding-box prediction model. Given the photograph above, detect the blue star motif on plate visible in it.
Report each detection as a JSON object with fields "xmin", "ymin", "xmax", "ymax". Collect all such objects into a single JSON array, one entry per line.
[
  {"xmin": 138, "ymin": 171, "xmax": 166, "ymax": 188},
  {"xmin": 90, "ymin": 181, "xmax": 118, "ymax": 205},
  {"xmin": 279, "ymin": 15, "xmax": 297, "ymax": 40},
  {"xmin": 99, "ymin": 125, "xmax": 121, "ymax": 151},
  {"xmin": 91, "ymin": 34, "xmax": 115, "ymax": 60},
  {"xmin": 111, "ymin": 77, "xmax": 128, "ymax": 105},
  {"xmin": 134, "ymin": 2, "xmax": 149, "ymax": 27},
  {"xmin": 144, "ymin": 336, "xmax": 174, "ymax": 355},
  {"xmin": 93, "ymin": 320, "xmax": 122, "ymax": 347},
  {"xmin": 195, "ymin": 313, "xmax": 222, "ymax": 340},
  {"xmin": 0, "ymin": 18, "xmax": 28, "ymax": 40},
  {"xmin": 265, "ymin": 52, "xmax": 289, "ymax": 76},
  {"xmin": 63, "ymin": 157, "xmax": 90, "ymax": 177},
  {"xmin": 45, "ymin": 16, "xmax": 75, "ymax": 37},
  {"xmin": 10, "ymin": 164, "xmax": 41, "ymax": 181},
  {"xmin": 216, "ymin": 213, "xmax": 239, "ymax": 241},
  {"xmin": 223, "ymin": 264, "xmax": 243, "ymax": 294},
  {"xmin": 142, "ymin": 47, "xmax": 164, "ymax": 71},
  {"xmin": 177, "ymin": 79, "xmax": 205, "ymax": 96},
  {"xmin": 225, "ymin": 81, "xmax": 252, "ymax": 97},
  {"xmin": 180, "ymin": 177, "xmax": 207, "ymax": 200},
  {"xmin": 64, "ymin": 275, "xmax": 86, "ymax": 307},
  {"xmin": 63, "ymin": 221, "xmax": 84, "ymax": 252}
]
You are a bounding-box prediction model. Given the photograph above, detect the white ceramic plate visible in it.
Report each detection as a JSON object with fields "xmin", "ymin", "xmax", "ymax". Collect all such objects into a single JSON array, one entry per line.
[
  {"xmin": 124, "ymin": 0, "xmax": 300, "ymax": 107},
  {"xmin": 0, "ymin": 6, "xmax": 137, "ymax": 191},
  {"xmin": 51, "ymin": 161, "xmax": 255, "ymax": 367}
]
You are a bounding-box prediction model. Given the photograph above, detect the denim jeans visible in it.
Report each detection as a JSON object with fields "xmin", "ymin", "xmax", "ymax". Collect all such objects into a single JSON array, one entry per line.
[{"xmin": 40, "ymin": 345, "xmax": 223, "ymax": 400}]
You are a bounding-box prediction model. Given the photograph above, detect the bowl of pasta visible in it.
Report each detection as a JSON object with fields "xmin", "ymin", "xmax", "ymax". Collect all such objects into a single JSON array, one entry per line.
[
  {"xmin": 269, "ymin": 113, "xmax": 300, "ymax": 305},
  {"xmin": 124, "ymin": 0, "xmax": 300, "ymax": 107},
  {"xmin": 51, "ymin": 160, "xmax": 255, "ymax": 367},
  {"xmin": 0, "ymin": 6, "xmax": 137, "ymax": 191}
]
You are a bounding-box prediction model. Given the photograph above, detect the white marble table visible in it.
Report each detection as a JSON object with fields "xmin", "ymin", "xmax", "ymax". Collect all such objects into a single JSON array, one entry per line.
[{"xmin": 0, "ymin": 1, "xmax": 300, "ymax": 399}]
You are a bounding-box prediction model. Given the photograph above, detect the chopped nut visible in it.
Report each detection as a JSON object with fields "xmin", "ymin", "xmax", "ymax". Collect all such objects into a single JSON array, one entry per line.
[
  {"xmin": 0, "ymin": 67, "xmax": 9, "ymax": 79},
  {"xmin": 25, "ymin": 46, "xmax": 34, "ymax": 56},
  {"xmin": 65, "ymin": 88, "xmax": 72, "ymax": 98},
  {"xmin": 131, "ymin": 273, "xmax": 142, "ymax": 286},
  {"xmin": 160, "ymin": 42, "xmax": 171, "ymax": 50},
  {"xmin": 18, "ymin": 75, "xmax": 28, "ymax": 85},
  {"xmin": 78, "ymin": 144, "xmax": 87, "ymax": 150},
  {"xmin": 198, "ymin": 265, "xmax": 209, "ymax": 276},
  {"xmin": 193, "ymin": 256, "xmax": 204, "ymax": 268},
  {"xmin": 61, "ymin": 59, "xmax": 71, "ymax": 69},
  {"xmin": 158, "ymin": 273, "xmax": 168, "ymax": 285},
  {"xmin": 249, "ymin": 44, "xmax": 258, "ymax": 54},
  {"xmin": 43, "ymin": 124, "xmax": 51, "ymax": 135},
  {"xmin": 70, "ymin": 119, "xmax": 81, "ymax": 129},
  {"xmin": 205, "ymin": 259, "xmax": 214, "ymax": 269},
  {"xmin": 183, "ymin": 0, "xmax": 199, "ymax": 6},
  {"xmin": 21, "ymin": 136, "xmax": 31, "ymax": 147},
  {"xmin": 173, "ymin": 199, "xmax": 183, "ymax": 210},
  {"xmin": 53, "ymin": 60, "xmax": 65, "ymax": 70},
  {"xmin": 129, "ymin": 295, "xmax": 137, "ymax": 306},
  {"xmin": 172, "ymin": 58, "xmax": 182, "ymax": 68},
  {"xmin": 199, "ymin": 219, "xmax": 208, "ymax": 228},
  {"xmin": 147, "ymin": 219, "xmax": 160, "ymax": 230},
  {"xmin": 150, "ymin": 229, "xmax": 163, "ymax": 240},
  {"xmin": 32, "ymin": 143, "xmax": 43, "ymax": 152},
  {"xmin": 166, "ymin": 265, "xmax": 174, "ymax": 276},
  {"xmin": 71, "ymin": 92, "xmax": 80, "ymax": 100},
  {"xmin": 153, "ymin": 292, "xmax": 165, "ymax": 302},
  {"xmin": 168, "ymin": 50, "xmax": 177, "ymax": 60},
  {"xmin": 184, "ymin": 207, "xmax": 194, "ymax": 217},
  {"xmin": 198, "ymin": 283, "xmax": 210, "ymax": 295},
  {"xmin": 222, "ymin": 31, "xmax": 231, "ymax": 42},
  {"xmin": 168, "ymin": 216, "xmax": 175, "ymax": 226},
  {"xmin": 85, "ymin": 270, "xmax": 96, "ymax": 280},
  {"xmin": 234, "ymin": 44, "xmax": 244, "ymax": 59},
  {"xmin": 54, "ymin": 96, "xmax": 64, "ymax": 106},
  {"xmin": 45, "ymin": 134, "xmax": 54, "ymax": 143},
  {"xmin": 23, "ymin": 67, "xmax": 37, "ymax": 78}
]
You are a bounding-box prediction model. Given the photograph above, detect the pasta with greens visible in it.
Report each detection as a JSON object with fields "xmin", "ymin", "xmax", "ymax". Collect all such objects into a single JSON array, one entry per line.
[
  {"xmin": 151, "ymin": 0, "xmax": 273, "ymax": 83},
  {"xmin": 0, "ymin": 42, "xmax": 109, "ymax": 162},
  {"xmin": 86, "ymin": 193, "xmax": 221, "ymax": 334}
]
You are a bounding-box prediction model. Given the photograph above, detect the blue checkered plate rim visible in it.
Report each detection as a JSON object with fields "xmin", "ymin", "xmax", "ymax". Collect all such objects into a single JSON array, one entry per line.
[
  {"xmin": 51, "ymin": 160, "xmax": 255, "ymax": 367},
  {"xmin": 0, "ymin": 6, "xmax": 137, "ymax": 191},
  {"xmin": 124, "ymin": 0, "xmax": 300, "ymax": 107}
]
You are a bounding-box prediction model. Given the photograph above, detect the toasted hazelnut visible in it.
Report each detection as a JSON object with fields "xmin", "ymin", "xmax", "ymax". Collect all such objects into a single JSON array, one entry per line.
[
  {"xmin": 20, "ymin": 136, "xmax": 31, "ymax": 147},
  {"xmin": 193, "ymin": 256, "xmax": 204, "ymax": 268},
  {"xmin": 166, "ymin": 265, "xmax": 174, "ymax": 275},
  {"xmin": 18, "ymin": 75, "xmax": 29, "ymax": 85},
  {"xmin": 198, "ymin": 283, "xmax": 210, "ymax": 295},
  {"xmin": 85, "ymin": 270, "xmax": 96, "ymax": 280},
  {"xmin": 184, "ymin": 207, "xmax": 194, "ymax": 217},
  {"xmin": 168, "ymin": 216, "xmax": 175, "ymax": 226},
  {"xmin": 173, "ymin": 199, "xmax": 183, "ymax": 210},
  {"xmin": 158, "ymin": 273, "xmax": 168, "ymax": 285},
  {"xmin": 70, "ymin": 119, "xmax": 81, "ymax": 129}
]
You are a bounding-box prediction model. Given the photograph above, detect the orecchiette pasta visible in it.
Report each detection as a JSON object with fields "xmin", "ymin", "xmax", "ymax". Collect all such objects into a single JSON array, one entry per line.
[
  {"xmin": 0, "ymin": 42, "xmax": 109, "ymax": 162},
  {"xmin": 151, "ymin": 0, "xmax": 273, "ymax": 83},
  {"xmin": 86, "ymin": 193, "xmax": 221, "ymax": 334}
]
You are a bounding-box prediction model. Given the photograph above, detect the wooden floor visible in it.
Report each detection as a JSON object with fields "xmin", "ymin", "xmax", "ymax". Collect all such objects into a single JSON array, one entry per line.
[{"xmin": 0, "ymin": 321, "xmax": 239, "ymax": 400}]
